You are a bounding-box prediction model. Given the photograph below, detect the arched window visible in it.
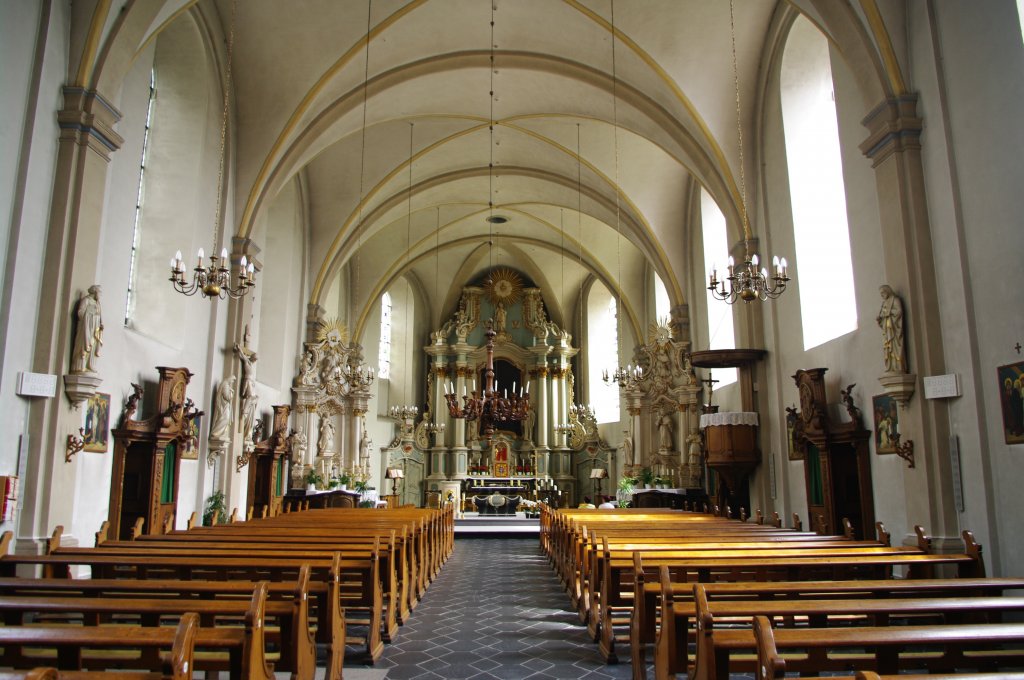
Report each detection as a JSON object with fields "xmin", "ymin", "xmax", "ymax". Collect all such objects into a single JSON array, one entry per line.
[
  {"xmin": 124, "ymin": 69, "xmax": 156, "ymax": 325},
  {"xmin": 654, "ymin": 274, "xmax": 670, "ymax": 326},
  {"xmin": 378, "ymin": 292, "xmax": 392, "ymax": 380},
  {"xmin": 781, "ymin": 17, "xmax": 858, "ymax": 349},
  {"xmin": 587, "ymin": 282, "xmax": 620, "ymax": 423},
  {"xmin": 701, "ymin": 189, "xmax": 736, "ymax": 387}
]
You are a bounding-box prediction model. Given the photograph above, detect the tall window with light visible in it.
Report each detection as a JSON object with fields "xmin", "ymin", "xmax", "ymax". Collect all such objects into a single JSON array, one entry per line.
[
  {"xmin": 781, "ymin": 17, "xmax": 858, "ymax": 349},
  {"xmin": 124, "ymin": 69, "xmax": 157, "ymax": 325},
  {"xmin": 587, "ymin": 283, "xmax": 620, "ymax": 423},
  {"xmin": 701, "ymin": 190, "xmax": 737, "ymax": 386}
]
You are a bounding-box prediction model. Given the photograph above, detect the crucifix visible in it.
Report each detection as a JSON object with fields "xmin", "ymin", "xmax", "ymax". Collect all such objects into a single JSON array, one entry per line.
[
  {"xmin": 701, "ymin": 371, "xmax": 720, "ymax": 413},
  {"xmin": 1015, "ymin": 342, "xmax": 1022, "ymax": 355}
]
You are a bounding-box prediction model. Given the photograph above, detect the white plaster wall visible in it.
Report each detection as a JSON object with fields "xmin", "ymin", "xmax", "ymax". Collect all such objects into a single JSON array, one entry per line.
[
  {"xmin": 0, "ymin": 1, "xmax": 69, "ymax": 535},
  {"xmin": 751, "ymin": 18, "xmax": 908, "ymax": 540},
  {"xmin": 912, "ymin": 0, "xmax": 1024, "ymax": 576}
]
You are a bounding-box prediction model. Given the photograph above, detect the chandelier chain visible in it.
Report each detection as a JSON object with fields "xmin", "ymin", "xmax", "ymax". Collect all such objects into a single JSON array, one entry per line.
[
  {"xmin": 212, "ymin": 0, "xmax": 236, "ymax": 254},
  {"xmin": 488, "ymin": 0, "xmax": 496, "ymax": 273},
  {"xmin": 354, "ymin": 0, "xmax": 373, "ymax": 322},
  {"xmin": 729, "ymin": 0, "xmax": 749, "ymax": 243},
  {"xmin": 610, "ymin": 0, "xmax": 623, "ymax": 342}
]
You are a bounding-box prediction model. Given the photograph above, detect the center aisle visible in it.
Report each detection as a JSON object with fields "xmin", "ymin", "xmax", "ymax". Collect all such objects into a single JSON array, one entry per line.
[{"xmin": 359, "ymin": 537, "xmax": 637, "ymax": 680}]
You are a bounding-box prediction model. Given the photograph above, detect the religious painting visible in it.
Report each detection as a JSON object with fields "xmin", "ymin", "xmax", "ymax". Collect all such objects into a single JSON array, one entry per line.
[
  {"xmin": 997, "ymin": 360, "xmax": 1024, "ymax": 445},
  {"xmin": 493, "ymin": 440, "xmax": 510, "ymax": 478},
  {"xmin": 871, "ymin": 394, "xmax": 899, "ymax": 454},
  {"xmin": 82, "ymin": 392, "xmax": 110, "ymax": 453},
  {"xmin": 180, "ymin": 414, "xmax": 201, "ymax": 460}
]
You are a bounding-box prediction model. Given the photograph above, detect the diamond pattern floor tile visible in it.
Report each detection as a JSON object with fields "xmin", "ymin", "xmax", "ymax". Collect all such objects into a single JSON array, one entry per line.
[{"xmin": 343, "ymin": 537, "xmax": 654, "ymax": 679}]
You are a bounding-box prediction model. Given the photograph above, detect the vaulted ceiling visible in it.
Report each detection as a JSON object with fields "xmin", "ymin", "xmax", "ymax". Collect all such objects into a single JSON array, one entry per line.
[{"xmin": 110, "ymin": 0, "xmax": 895, "ymax": 339}]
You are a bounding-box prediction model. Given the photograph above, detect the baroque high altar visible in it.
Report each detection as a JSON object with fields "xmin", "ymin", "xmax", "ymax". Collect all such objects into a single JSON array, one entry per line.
[{"xmin": 384, "ymin": 270, "xmax": 615, "ymax": 507}]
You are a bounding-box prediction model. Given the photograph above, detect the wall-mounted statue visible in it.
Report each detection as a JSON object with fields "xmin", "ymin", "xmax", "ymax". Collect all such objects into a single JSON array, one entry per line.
[
  {"xmin": 318, "ymin": 414, "xmax": 335, "ymax": 456},
  {"xmin": 234, "ymin": 326, "xmax": 258, "ymax": 449},
  {"xmin": 70, "ymin": 285, "xmax": 103, "ymax": 374},
  {"xmin": 209, "ymin": 376, "xmax": 236, "ymax": 445},
  {"xmin": 876, "ymin": 284, "xmax": 906, "ymax": 374},
  {"xmin": 657, "ymin": 409, "xmax": 675, "ymax": 452}
]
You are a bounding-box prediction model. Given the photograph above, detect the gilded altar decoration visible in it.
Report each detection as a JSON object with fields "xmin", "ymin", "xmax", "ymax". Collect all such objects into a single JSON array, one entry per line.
[{"xmin": 484, "ymin": 267, "xmax": 524, "ymax": 307}]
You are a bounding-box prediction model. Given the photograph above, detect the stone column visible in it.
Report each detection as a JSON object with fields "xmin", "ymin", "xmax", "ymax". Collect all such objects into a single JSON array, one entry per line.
[
  {"xmin": 21, "ymin": 88, "xmax": 123, "ymax": 548},
  {"xmin": 448, "ymin": 343, "xmax": 473, "ymax": 479},
  {"xmin": 859, "ymin": 94, "xmax": 957, "ymax": 549}
]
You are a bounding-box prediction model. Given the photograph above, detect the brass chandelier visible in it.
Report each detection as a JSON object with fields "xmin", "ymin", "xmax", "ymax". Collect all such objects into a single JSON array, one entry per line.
[
  {"xmin": 443, "ymin": 1, "xmax": 529, "ymax": 442},
  {"xmin": 443, "ymin": 322, "xmax": 529, "ymax": 441},
  {"xmin": 707, "ymin": 0, "xmax": 790, "ymax": 305},
  {"xmin": 169, "ymin": 0, "xmax": 256, "ymax": 300}
]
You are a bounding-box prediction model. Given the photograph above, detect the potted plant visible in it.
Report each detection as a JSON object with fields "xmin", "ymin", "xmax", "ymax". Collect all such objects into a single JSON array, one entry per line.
[
  {"xmin": 639, "ymin": 467, "xmax": 656, "ymax": 489},
  {"xmin": 304, "ymin": 468, "xmax": 323, "ymax": 492},
  {"xmin": 616, "ymin": 475, "xmax": 636, "ymax": 508},
  {"xmin": 338, "ymin": 472, "xmax": 351, "ymax": 491},
  {"xmin": 203, "ymin": 490, "xmax": 225, "ymax": 526}
]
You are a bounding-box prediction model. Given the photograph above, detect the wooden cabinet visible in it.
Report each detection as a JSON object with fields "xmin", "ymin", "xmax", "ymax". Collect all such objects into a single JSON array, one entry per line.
[{"xmin": 246, "ymin": 405, "xmax": 291, "ymax": 518}]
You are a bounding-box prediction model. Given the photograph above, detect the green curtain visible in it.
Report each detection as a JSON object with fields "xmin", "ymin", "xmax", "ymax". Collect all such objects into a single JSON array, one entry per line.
[
  {"xmin": 806, "ymin": 444, "xmax": 823, "ymax": 505},
  {"xmin": 161, "ymin": 442, "xmax": 176, "ymax": 503},
  {"xmin": 275, "ymin": 457, "xmax": 284, "ymax": 497}
]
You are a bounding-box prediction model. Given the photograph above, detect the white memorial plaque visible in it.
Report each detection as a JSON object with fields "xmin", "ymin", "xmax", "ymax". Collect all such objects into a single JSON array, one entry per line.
[
  {"xmin": 923, "ymin": 374, "xmax": 960, "ymax": 399},
  {"xmin": 16, "ymin": 372, "xmax": 57, "ymax": 398}
]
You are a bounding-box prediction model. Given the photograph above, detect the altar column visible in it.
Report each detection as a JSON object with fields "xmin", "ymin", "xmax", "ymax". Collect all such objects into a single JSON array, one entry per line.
[
  {"xmin": 449, "ymin": 344, "xmax": 474, "ymax": 479},
  {"xmin": 426, "ymin": 345, "xmax": 451, "ymax": 480}
]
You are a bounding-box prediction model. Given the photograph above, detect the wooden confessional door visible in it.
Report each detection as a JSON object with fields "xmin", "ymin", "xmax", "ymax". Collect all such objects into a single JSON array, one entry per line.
[
  {"xmin": 118, "ymin": 442, "xmax": 153, "ymax": 540},
  {"xmin": 804, "ymin": 438, "xmax": 874, "ymax": 539}
]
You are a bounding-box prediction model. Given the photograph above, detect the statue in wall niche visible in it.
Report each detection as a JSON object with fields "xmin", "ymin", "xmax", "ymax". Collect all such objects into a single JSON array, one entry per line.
[
  {"xmin": 359, "ymin": 428, "xmax": 372, "ymax": 464},
  {"xmin": 289, "ymin": 428, "xmax": 307, "ymax": 463},
  {"xmin": 318, "ymin": 415, "xmax": 335, "ymax": 455},
  {"xmin": 70, "ymin": 285, "xmax": 104, "ymax": 374},
  {"xmin": 209, "ymin": 376, "xmax": 236, "ymax": 443},
  {"xmin": 522, "ymin": 404, "xmax": 535, "ymax": 442},
  {"xmin": 234, "ymin": 326, "xmax": 258, "ymax": 447},
  {"xmin": 621, "ymin": 430, "xmax": 635, "ymax": 466},
  {"xmin": 494, "ymin": 303, "xmax": 507, "ymax": 334},
  {"xmin": 876, "ymin": 285, "xmax": 906, "ymax": 374},
  {"xmin": 658, "ymin": 410, "xmax": 675, "ymax": 452},
  {"xmin": 686, "ymin": 429, "xmax": 703, "ymax": 468},
  {"xmin": 298, "ymin": 348, "xmax": 319, "ymax": 386}
]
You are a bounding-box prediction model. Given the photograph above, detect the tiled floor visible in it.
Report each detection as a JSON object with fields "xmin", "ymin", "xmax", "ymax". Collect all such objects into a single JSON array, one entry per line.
[{"xmin": 346, "ymin": 537, "xmax": 640, "ymax": 680}]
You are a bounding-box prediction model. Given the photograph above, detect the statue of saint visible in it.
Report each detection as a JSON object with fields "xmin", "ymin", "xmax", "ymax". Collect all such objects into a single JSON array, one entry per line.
[
  {"xmin": 234, "ymin": 326, "xmax": 258, "ymax": 445},
  {"xmin": 495, "ymin": 303, "xmax": 507, "ymax": 334},
  {"xmin": 876, "ymin": 284, "xmax": 906, "ymax": 374},
  {"xmin": 621, "ymin": 430, "xmax": 635, "ymax": 466},
  {"xmin": 359, "ymin": 428, "xmax": 371, "ymax": 463},
  {"xmin": 209, "ymin": 376, "xmax": 236, "ymax": 442},
  {"xmin": 71, "ymin": 285, "xmax": 104, "ymax": 374},
  {"xmin": 658, "ymin": 412, "xmax": 674, "ymax": 452},
  {"xmin": 522, "ymin": 404, "xmax": 535, "ymax": 442},
  {"xmin": 318, "ymin": 415, "xmax": 335, "ymax": 455},
  {"xmin": 686, "ymin": 429, "xmax": 703, "ymax": 468}
]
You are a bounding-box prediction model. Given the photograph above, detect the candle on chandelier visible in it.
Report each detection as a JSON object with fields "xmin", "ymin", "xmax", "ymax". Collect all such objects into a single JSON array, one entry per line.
[
  {"xmin": 197, "ymin": 247, "xmax": 205, "ymax": 268},
  {"xmin": 727, "ymin": 255, "xmax": 735, "ymax": 276},
  {"xmin": 220, "ymin": 247, "xmax": 228, "ymax": 262}
]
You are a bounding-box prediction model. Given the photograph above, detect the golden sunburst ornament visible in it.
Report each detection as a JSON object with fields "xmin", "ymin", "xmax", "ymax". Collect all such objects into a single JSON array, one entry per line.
[
  {"xmin": 316, "ymin": 318, "xmax": 349, "ymax": 346},
  {"xmin": 484, "ymin": 267, "xmax": 524, "ymax": 307},
  {"xmin": 648, "ymin": 321, "xmax": 671, "ymax": 346}
]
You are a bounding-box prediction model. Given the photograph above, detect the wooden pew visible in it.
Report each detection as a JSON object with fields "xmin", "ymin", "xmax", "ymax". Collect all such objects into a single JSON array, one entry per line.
[
  {"xmin": 650, "ymin": 566, "xmax": 1024, "ymax": 680},
  {"xmin": 0, "ymin": 571, "xmax": 323, "ymax": 680},
  {"xmin": 0, "ymin": 550, "xmax": 366, "ymax": 664},
  {"xmin": 0, "ymin": 613, "xmax": 197, "ymax": 680},
  {"xmin": 0, "ymin": 584, "xmax": 274, "ymax": 680},
  {"xmin": 742, "ymin": 614, "xmax": 1024, "ymax": 680}
]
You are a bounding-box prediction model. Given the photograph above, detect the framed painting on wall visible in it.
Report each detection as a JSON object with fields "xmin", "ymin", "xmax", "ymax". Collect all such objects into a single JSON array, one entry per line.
[
  {"xmin": 785, "ymin": 406, "xmax": 804, "ymax": 461},
  {"xmin": 180, "ymin": 415, "xmax": 201, "ymax": 460},
  {"xmin": 998, "ymin": 360, "xmax": 1024, "ymax": 445},
  {"xmin": 82, "ymin": 392, "xmax": 110, "ymax": 453},
  {"xmin": 871, "ymin": 394, "xmax": 899, "ymax": 454}
]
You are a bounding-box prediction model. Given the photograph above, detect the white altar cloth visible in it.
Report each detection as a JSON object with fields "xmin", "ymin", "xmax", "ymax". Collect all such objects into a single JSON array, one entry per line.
[{"xmin": 699, "ymin": 411, "xmax": 759, "ymax": 429}]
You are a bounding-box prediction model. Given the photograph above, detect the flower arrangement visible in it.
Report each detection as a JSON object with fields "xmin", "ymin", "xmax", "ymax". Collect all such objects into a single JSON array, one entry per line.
[
  {"xmin": 470, "ymin": 465, "xmax": 489, "ymax": 475},
  {"xmin": 304, "ymin": 468, "xmax": 324, "ymax": 490}
]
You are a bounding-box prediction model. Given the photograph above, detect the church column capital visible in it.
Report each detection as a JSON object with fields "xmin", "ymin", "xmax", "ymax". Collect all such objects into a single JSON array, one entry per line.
[
  {"xmin": 57, "ymin": 87, "xmax": 124, "ymax": 161},
  {"xmin": 859, "ymin": 94, "xmax": 923, "ymax": 167}
]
